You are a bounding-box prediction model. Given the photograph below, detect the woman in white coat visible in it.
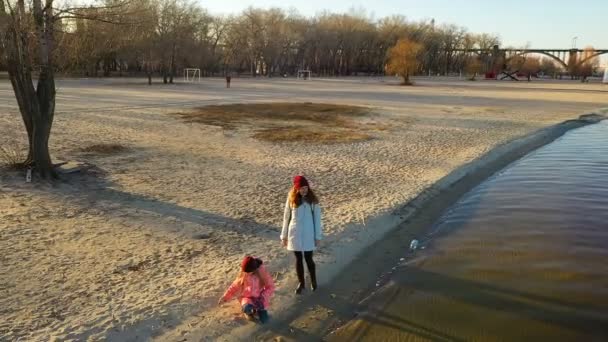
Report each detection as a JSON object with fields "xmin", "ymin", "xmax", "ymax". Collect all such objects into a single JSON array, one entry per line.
[{"xmin": 281, "ymin": 175, "xmax": 323, "ymax": 294}]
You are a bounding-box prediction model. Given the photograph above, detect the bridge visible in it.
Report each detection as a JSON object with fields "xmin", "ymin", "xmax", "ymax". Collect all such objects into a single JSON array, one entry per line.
[{"xmin": 456, "ymin": 46, "xmax": 608, "ymax": 71}]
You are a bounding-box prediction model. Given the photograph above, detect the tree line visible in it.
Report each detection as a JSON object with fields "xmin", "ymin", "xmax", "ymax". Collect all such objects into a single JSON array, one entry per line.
[
  {"xmin": 2, "ymin": 0, "xmax": 600, "ymax": 83},
  {"xmin": 4, "ymin": 0, "xmax": 509, "ymax": 81}
]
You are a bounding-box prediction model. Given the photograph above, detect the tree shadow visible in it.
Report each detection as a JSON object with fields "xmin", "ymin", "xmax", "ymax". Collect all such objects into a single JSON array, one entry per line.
[
  {"xmin": 388, "ymin": 266, "xmax": 608, "ymax": 336},
  {"xmin": 344, "ymin": 283, "xmax": 466, "ymax": 342},
  {"xmin": 51, "ymin": 167, "xmax": 278, "ymax": 239},
  {"xmin": 336, "ymin": 265, "xmax": 608, "ymax": 340},
  {"xmin": 23, "ymin": 167, "xmax": 281, "ymax": 341},
  {"xmin": 249, "ymin": 283, "xmax": 464, "ymax": 342},
  {"xmin": 350, "ymin": 313, "xmax": 463, "ymax": 342},
  {"xmin": 250, "ymin": 289, "xmax": 362, "ymax": 342}
]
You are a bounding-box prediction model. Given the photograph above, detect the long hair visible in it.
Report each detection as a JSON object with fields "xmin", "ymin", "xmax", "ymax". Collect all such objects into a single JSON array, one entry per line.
[
  {"xmin": 235, "ymin": 268, "xmax": 266, "ymax": 288},
  {"xmin": 288, "ymin": 186, "xmax": 319, "ymax": 208}
]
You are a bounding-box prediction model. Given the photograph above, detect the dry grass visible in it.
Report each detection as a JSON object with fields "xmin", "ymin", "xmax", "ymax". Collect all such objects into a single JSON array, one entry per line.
[
  {"xmin": 177, "ymin": 102, "xmax": 379, "ymax": 143},
  {"xmin": 0, "ymin": 144, "xmax": 26, "ymax": 170},
  {"xmin": 79, "ymin": 143, "xmax": 128, "ymax": 155},
  {"xmin": 253, "ymin": 127, "xmax": 372, "ymax": 143}
]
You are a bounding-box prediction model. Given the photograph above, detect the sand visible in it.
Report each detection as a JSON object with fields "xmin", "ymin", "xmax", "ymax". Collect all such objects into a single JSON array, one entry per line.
[{"xmin": 1, "ymin": 76, "xmax": 607, "ymax": 341}]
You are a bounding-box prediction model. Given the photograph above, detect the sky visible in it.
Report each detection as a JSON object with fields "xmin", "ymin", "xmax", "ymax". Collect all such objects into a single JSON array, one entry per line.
[{"xmin": 202, "ymin": 0, "xmax": 606, "ymax": 54}]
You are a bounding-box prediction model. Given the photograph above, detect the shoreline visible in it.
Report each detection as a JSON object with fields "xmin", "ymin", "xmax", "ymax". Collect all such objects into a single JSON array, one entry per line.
[
  {"xmin": 210, "ymin": 112, "xmax": 607, "ymax": 341},
  {"xmin": 329, "ymin": 116, "xmax": 608, "ymax": 341}
]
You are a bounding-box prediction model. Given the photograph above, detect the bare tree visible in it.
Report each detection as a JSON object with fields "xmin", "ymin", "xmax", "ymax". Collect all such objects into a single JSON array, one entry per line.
[
  {"xmin": 1, "ymin": 0, "xmax": 60, "ymax": 178},
  {"xmin": 207, "ymin": 15, "xmax": 229, "ymax": 75},
  {"xmin": 521, "ymin": 56, "xmax": 541, "ymax": 76},
  {"xmin": 439, "ymin": 24, "xmax": 466, "ymax": 75},
  {"xmin": 539, "ymin": 58, "xmax": 560, "ymax": 78},
  {"xmin": 0, "ymin": 0, "xmax": 139, "ymax": 178}
]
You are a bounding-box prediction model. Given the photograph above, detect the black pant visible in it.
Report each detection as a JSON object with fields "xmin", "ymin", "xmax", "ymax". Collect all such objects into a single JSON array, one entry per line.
[{"xmin": 294, "ymin": 251, "xmax": 316, "ymax": 286}]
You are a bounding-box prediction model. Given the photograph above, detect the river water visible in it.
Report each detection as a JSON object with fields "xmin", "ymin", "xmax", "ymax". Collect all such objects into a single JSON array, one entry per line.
[{"xmin": 333, "ymin": 120, "xmax": 608, "ymax": 341}]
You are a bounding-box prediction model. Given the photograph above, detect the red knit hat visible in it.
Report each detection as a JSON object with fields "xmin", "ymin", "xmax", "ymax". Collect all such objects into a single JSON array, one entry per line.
[
  {"xmin": 241, "ymin": 256, "xmax": 262, "ymax": 273},
  {"xmin": 293, "ymin": 175, "xmax": 309, "ymax": 190}
]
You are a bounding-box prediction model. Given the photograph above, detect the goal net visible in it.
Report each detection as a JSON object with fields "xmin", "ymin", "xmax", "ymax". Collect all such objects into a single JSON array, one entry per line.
[
  {"xmin": 297, "ymin": 70, "xmax": 312, "ymax": 80},
  {"xmin": 184, "ymin": 68, "xmax": 201, "ymax": 82}
]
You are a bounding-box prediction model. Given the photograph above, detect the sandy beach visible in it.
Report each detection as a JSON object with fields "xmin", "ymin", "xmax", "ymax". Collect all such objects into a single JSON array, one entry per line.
[{"xmin": 1, "ymin": 77, "xmax": 607, "ymax": 341}]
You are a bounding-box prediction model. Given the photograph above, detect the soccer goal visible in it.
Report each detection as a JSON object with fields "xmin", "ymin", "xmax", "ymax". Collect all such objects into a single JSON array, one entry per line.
[
  {"xmin": 297, "ymin": 70, "xmax": 312, "ymax": 80},
  {"xmin": 184, "ymin": 68, "xmax": 201, "ymax": 82}
]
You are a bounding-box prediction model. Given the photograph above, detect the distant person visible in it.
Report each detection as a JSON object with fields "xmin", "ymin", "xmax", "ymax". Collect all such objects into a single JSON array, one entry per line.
[
  {"xmin": 226, "ymin": 74, "xmax": 232, "ymax": 88},
  {"xmin": 218, "ymin": 256, "xmax": 275, "ymax": 323},
  {"xmin": 281, "ymin": 175, "xmax": 323, "ymax": 294}
]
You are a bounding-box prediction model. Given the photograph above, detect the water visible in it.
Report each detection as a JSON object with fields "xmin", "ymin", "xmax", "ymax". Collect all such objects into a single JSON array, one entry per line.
[{"xmin": 334, "ymin": 120, "xmax": 608, "ymax": 341}]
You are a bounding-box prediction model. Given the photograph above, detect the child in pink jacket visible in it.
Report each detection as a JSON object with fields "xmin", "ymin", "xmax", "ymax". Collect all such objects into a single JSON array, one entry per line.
[{"xmin": 218, "ymin": 256, "xmax": 275, "ymax": 323}]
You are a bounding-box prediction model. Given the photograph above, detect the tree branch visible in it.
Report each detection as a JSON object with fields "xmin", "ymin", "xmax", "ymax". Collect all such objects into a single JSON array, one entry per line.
[
  {"xmin": 52, "ymin": 0, "xmax": 135, "ymax": 13},
  {"xmin": 54, "ymin": 13, "xmax": 152, "ymax": 25}
]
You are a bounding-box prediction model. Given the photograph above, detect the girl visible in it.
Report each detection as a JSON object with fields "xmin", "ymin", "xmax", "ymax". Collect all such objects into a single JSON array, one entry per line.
[
  {"xmin": 280, "ymin": 175, "xmax": 323, "ymax": 294},
  {"xmin": 218, "ymin": 256, "xmax": 275, "ymax": 323}
]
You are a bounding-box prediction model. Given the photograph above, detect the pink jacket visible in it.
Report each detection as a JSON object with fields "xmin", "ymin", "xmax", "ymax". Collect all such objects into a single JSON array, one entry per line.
[{"xmin": 221, "ymin": 265, "xmax": 275, "ymax": 308}]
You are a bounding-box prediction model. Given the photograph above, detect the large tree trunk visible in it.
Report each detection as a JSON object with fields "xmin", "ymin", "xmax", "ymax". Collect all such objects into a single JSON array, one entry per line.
[
  {"xmin": 32, "ymin": 0, "xmax": 56, "ymax": 178},
  {"xmin": 7, "ymin": 65, "xmax": 36, "ymax": 165},
  {"xmin": 2, "ymin": 0, "xmax": 57, "ymax": 178}
]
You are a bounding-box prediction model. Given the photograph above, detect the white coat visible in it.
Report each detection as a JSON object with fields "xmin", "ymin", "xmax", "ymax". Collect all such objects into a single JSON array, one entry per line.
[{"xmin": 280, "ymin": 197, "xmax": 323, "ymax": 252}]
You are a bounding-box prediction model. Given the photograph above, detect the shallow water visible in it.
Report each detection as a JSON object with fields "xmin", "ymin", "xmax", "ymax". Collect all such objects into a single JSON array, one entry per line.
[{"xmin": 333, "ymin": 120, "xmax": 608, "ymax": 341}]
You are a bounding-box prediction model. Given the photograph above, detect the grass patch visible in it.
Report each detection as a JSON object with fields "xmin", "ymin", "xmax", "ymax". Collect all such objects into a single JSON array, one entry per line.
[
  {"xmin": 80, "ymin": 143, "xmax": 128, "ymax": 155},
  {"xmin": 253, "ymin": 127, "xmax": 372, "ymax": 143},
  {"xmin": 178, "ymin": 102, "xmax": 368, "ymax": 129},
  {"xmin": 177, "ymin": 102, "xmax": 379, "ymax": 143},
  {"xmin": 0, "ymin": 144, "xmax": 26, "ymax": 170}
]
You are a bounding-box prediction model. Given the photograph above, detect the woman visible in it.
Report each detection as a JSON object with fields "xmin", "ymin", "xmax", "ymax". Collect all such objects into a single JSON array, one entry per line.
[{"xmin": 280, "ymin": 175, "xmax": 323, "ymax": 294}]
